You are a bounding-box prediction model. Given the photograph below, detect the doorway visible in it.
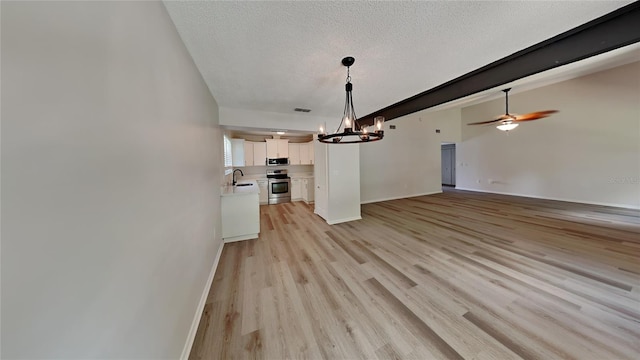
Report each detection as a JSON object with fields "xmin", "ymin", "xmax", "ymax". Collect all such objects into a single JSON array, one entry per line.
[{"xmin": 441, "ymin": 143, "xmax": 456, "ymax": 187}]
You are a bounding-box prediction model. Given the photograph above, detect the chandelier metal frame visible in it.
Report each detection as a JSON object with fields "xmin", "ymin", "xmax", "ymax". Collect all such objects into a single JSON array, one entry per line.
[{"xmin": 318, "ymin": 57, "xmax": 384, "ymax": 144}]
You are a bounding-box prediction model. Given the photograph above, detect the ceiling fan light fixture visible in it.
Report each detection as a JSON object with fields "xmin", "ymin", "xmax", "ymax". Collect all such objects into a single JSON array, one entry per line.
[
  {"xmin": 318, "ymin": 57, "xmax": 384, "ymax": 144},
  {"xmin": 496, "ymin": 122, "xmax": 519, "ymax": 131},
  {"xmin": 467, "ymin": 88, "xmax": 558, "ymax": 131}
]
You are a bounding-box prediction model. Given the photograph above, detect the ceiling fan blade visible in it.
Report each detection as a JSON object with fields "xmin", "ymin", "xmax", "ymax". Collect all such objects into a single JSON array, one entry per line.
[
  {"xmin": 467, "ymin": 114, "xmax": 513, "ymax": 125},
  {"xmin": 514, "ymin": 110, "xmax": 558, "ymax": 121},
  {"xmin": 467, "ymin": 119, "xmax": 503, "ymax": 125}
]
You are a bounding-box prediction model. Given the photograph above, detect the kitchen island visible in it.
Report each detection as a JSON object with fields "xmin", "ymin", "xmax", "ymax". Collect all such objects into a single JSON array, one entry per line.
[{"xmin": 221, "ymin": 180, "xmax": 260, "ymax": 242}]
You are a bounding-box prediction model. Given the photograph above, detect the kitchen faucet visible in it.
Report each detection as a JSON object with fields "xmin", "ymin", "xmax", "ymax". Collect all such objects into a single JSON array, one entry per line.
[{"xmin": 232, "ymin": 169, "xmax": 244, "ymax": 185}]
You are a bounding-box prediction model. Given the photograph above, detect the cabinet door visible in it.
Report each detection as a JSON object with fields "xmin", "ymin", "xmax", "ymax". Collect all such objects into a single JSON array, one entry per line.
[
  {"xmin": 299, "ymin": 143, "xmax": 310, "ymax": 165},
  {"xmin": 231, "ymin": 139, "xmax": 245, "ymax": 166},
  {"xmin": 301, "ymin": 178, "xmax": 315, "ymax": 203},
  {"xmin": 289, "ymin": 143, "xmax": 301, "ymax": 165},
  {"xmin": 291, "ymin": 178, "xmax": 302, "ymax": 200},
  {"xmin": 253, "ymin": 142, "xmax": 267, "ymax": 166},
  {"xmin": 308, "ymin": 141, "xmax": 314, "ymax": 165},
  {"xmin": 302, "ymin": 179, "xmax": 308, "ymax": 201},
  {"xmin": 244, "ymin": 142, "xmax": 254, "ymax": 166},
  {"xmin": 257, "ymin": 180, "xmax": 268, "ymax": 204},
  {"xmin": 265, "ymin": 139, "xmax": 278, "ymax": 158},
  {"xmin": 265, "ymin": 139, "xmax": 289, "ymax": 158},
  {"xmin": 221, "ymin": 193, "xmax": 259, "ymax": 240},
  {"xmin": 306, "ymin": 178, "xmax": 314, "ymax": 202},
  {"xmin": 277, "ymin": 139, "xmax": 289, "ymax": 158}
]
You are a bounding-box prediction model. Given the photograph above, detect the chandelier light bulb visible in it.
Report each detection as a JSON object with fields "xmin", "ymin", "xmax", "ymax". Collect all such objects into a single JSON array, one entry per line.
[
  {"xmin": 361, "ymin": 127, "xmax": 369, "ymax": 140},
  {"xmin": 375, "ymin": 116, "xmax": 385, "ymax": 132}
]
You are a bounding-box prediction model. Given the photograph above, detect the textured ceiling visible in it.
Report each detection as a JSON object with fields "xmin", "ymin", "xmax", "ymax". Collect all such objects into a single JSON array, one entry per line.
[{"xmin": 163, "ymin": 1, "xmax": 634, "ymax": 124}]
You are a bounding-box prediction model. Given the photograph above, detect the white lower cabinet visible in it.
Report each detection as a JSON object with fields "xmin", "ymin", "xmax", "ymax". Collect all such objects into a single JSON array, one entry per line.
[
  {"xmin": 291, "ymin": 178, "xmax": 302, "ymax": 201},
  {"xmin": 291, "ymin": 177, "xmax": 313, "ymax": 203},
  {"xmin": 257, "ymin": 179, "xmax": 268, "ymax": 204},
  {"xmin": 291, "ymin": 179, "xmax": 302, "ymax": 201},
  {"xmin": 221, "ymin": 192, "xmax": 259, "ymax": 242},
  {"xmin": 303, "ymin": 178, "xmax": 314, "ymax": 203}
]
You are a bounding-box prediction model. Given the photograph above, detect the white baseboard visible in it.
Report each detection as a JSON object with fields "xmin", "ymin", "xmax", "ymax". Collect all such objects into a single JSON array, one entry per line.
[
  {"xmin": 327, "ymin": 215, "xmax": 362, "ymax": 225},
  {"xmin": 180, "ymin": 241, "xmax": 225, "ymax": 360},
  {"xmin": 454, "ymin": 187, "xmax": 640, "ymax": 210},
  {"xmin": 360, "ymin": 191, "xmax": 442, "ymax": 205},
  {"xmin": 223, "ymin": 233, "xmax": 258, "ymax": 243}
]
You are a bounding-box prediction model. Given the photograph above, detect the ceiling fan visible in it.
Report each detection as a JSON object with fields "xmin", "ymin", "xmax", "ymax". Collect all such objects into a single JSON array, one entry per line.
[{"xmin": 467, "ymin": 88, "xmax": 558, "ymax": 131}]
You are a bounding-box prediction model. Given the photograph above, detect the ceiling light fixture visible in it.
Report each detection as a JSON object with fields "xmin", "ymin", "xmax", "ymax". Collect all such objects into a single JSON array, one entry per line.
[
  {"xmin": 276, "ymin": 131, "xmax": 286, "ymax": 135},
  {"xmin": 468, "ymin": 88, "xmax": 557, "ymax": 132},
  {"xmin": 496, "ymin": 120, "xmax": 519, "ymax": 132},
  {"xmin": 318, "ymin": 57, "xmax": 384, "ymax": 144}
]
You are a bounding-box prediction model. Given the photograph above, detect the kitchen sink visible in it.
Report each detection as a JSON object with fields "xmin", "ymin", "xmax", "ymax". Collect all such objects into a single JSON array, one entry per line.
[{"xmin": 235, "ymin": 183, "xmax": 253, "ymax": 187}]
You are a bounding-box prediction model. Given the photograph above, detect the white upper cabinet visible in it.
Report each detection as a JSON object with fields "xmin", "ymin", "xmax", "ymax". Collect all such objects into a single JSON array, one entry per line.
[
  {"xmin": 232, "ymin": 140, "xmax": 268, "ymax": 166},
  {"xmin": 289, "ymin": 143, "xmax": 301, "ymax": 165},
  {"xmin": 244, "ymin": 142, "xmax": 254, "ymax": 167},
  {"xmin": 266, "ymin": 139, "xmax": 289, "ymax": 158},
  {"xmin": 299, "ymin": 142, "xmax": 316, "ymax": 165},
  {"xmin": 253, "ymin": 142, "xmax": 266, "ymax": 166},
  {"xmin": 231, "ymin": 139, "xmax": 245, "ymax": 166},
  {"xmin": 232, "ymin": 138, "xmax": 314, "ymax": 166}
]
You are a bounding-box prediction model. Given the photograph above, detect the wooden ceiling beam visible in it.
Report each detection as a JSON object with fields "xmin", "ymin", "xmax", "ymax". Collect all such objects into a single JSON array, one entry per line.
[{"xmin": 358, "ymin": 1, "xmax": 640, "ymax": 126}]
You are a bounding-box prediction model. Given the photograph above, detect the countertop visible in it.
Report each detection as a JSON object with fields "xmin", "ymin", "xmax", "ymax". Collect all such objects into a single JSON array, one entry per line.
[
  {"xmin": 234, "ymin": 172, "xmax": 314, "ymax": 181},
  {"xmin": 221, "ymin": 180, "xmax": 260, "ymax": 197},
  {"xmin": 289, "ymin": 172, "xmax": 314, "ymax": 179}
]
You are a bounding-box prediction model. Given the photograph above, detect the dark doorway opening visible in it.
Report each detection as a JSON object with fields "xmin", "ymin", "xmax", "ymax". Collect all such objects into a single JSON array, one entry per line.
[{"xmin": 441, "ymin": 143, "xmax": 456, "ymax": 187}]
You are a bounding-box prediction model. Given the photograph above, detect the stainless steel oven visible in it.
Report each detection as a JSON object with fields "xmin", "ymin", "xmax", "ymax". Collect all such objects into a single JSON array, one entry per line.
[{"xmin": 267, "ymin": 169, "xmax": 291, "ymax": 204}]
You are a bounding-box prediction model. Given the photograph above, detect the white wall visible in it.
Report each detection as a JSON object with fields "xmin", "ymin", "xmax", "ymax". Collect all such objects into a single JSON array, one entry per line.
[
  {"xmin": 220, "ymin": 106, "xmax": 335, "ymax": 132},
  {"xmin": 312, "ymin": 139, "xmax": 362, "ymax": 224},
  {"xmin": 1, "ymin": 1, "xmax": 224, "ymax": 358},
  {"xmin": 327, "ymin": 144, "xmax": 361, "ymax": 224},
  {"xmin": 360, "ymin": 108, "xmax": 461, "ymax": 203},
  {"xmin": 458, "ymin": 61, "xmax": 640, "ymax": 209}
]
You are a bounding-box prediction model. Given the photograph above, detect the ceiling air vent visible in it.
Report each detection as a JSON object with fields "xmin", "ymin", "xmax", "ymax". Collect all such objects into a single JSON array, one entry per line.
[{"xmin": 294, "ymin": 108, "xmax": 311, "ymax": 113}]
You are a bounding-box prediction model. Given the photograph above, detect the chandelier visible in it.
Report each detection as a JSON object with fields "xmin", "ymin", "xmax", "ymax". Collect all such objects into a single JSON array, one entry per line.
[{"xmin": 318, "ymin": 57, "xmax": 384, "ymax": 144}]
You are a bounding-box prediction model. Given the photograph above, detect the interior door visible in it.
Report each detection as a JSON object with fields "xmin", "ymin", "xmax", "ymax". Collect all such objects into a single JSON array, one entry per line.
[{"xmin": 441, "ymin": 144, "xmax": 456, "ymax": 186}]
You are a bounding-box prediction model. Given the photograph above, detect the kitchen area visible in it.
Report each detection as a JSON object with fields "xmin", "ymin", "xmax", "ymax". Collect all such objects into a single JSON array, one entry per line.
[{"xmin": 220, "ymin": 132, "xmax": 316, "ymax": 242}]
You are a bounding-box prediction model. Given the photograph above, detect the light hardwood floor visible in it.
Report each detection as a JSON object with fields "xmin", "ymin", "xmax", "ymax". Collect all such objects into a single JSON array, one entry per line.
[{"xmin": 190, "ymin": 189, "xmax": 640, "ymax": 359}]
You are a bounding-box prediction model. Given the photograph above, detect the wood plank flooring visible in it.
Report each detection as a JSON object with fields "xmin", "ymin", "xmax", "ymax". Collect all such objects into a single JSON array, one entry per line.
[{"xmin": 190, "ymin": 189, "xmax": 640, "ymax": 359}]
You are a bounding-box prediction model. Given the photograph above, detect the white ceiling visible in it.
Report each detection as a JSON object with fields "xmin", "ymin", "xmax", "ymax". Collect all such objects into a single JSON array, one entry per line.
[{"xmin": 163, "ymin": 1, "xmax": 636, "ymax": 128}]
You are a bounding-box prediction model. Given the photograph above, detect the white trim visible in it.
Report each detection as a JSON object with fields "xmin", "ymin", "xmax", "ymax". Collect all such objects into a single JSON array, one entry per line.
[
  {"xmin": 180, "ymin": 241, "xmax": 225, "ymax": 360},
  {"xmin": 454, "ymin": 187, "xmax": 640, "ymax": 210},
  {"xmin": 223, "ymin": 233, "xmax": 258, "ymax": 243},
  {"xmin": 327, "ymin": 216, "xmax": 362, "ymax": 225},
  {"xmin": 360, "ymin": 191, "xmax": 443, "ymax": 205}
]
